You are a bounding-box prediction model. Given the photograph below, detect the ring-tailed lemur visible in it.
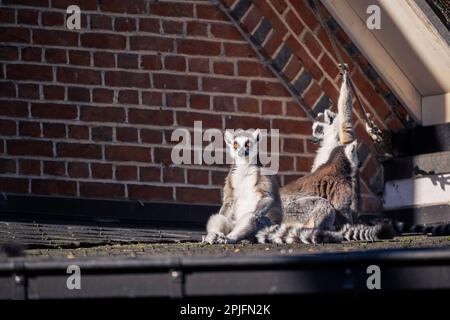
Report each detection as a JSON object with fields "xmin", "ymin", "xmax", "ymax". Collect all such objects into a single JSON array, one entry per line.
[
  {"xmin": 202, "ymin": 129, "xmax": 282, "ymax": 244},
  {"xmin": 257, "ymin": 141, "xmax": 397, "ymax": 244}
]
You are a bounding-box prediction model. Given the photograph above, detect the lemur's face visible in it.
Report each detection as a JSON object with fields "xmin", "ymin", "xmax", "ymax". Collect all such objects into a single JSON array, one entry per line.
[
  {"xmin": 344, "ymin": 140, "xmax": 360, "ymax": 168},
  {"xmin": 311, "ymin": 109, "xmax": 338, "ymax": 143},
  {"xmin": 225, "ymin": 129, "xmax": 259, "ymax": 164}
]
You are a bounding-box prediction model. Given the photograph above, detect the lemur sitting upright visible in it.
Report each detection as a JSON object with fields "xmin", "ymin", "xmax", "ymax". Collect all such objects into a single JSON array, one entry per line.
[{"xmin": 202, "ymin": 129, "xmax": 282, "ymax": 244}]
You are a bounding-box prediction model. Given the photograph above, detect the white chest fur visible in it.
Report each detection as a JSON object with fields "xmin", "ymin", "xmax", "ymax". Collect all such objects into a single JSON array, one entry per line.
[
  {"xmin": 311, "ymin": 134, "xmax": 340, "ymax": 172},
  {"xmin": 230, "ymin": 164, "xmax": 261, "ymax": 220}
]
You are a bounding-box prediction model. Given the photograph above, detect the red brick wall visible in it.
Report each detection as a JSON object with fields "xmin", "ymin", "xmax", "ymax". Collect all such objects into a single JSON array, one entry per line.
[{"xmin": 0, "ymin": 0, "xmax": 413, "ymax": 211}]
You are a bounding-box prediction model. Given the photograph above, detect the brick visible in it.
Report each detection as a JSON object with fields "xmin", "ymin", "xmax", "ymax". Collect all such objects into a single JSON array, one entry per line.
[
  {"xmin": 213, "ymin": 96, "xmax": 234, "ymax": 112},
  {"xmin": 263, "ymin": 31, "xmax": 283, "ymax": 57},
  {"xmin": 19, "ymin": 159, "xmax": 40, "ymax": 175},
  {"xmin": 68, "ymin": 125, "xmax": 89, "ymax": 140},
  {"xmin": 42, "ymin": 12, "xmax": 64, "ymax": 26},
  {"xmin": 0, "ymin": 177, "xmax": 28, "ymax": 193},
  {"xmin": 19, "ymin": 121, "xmax": 40, "ymax": 137},
  {"xmin": 116, "ymin": 127, "xmax": 138, "ymax": 142},
  {"xmin": 0, "ymin": 101, "xmax": 28, "ymax": 117},
  {"xmin": 57, "ymin": 143, "xmax": 102, "ymax": 159},
  {"xmin": 140, "ymin": 129, "xmax": 163, "ymax": 144},
  {"xmin": 303, "ymin": 82, "xmax": 322, "ymax": 108},
  {"xmin": 90, "ymin": 15, "xmax": 112, "ymax": 30},
  {"xmin": 0, "ymin": 27, "xmax": 30, "ymax": 44},
  {"xmin": 141, "ymin": 55, "xmax": 162, "ymax": 70},
  {"xmin": 81, "ymin": 106, "xmax": 125, "ymax": 122},
  {"xmin": 44, "ymin": 85, "xmax": 65, "ymax": 100},
  {"xmin": 0, "ymin": 81, "xmax": 16, "ymax": 97},
  {"xmin": 0, "ymin": 159, "xmax": 16, "ymax": 174},
  {"xmin": 187, "ymin": 22, "xmax": 208, "ymax": 36},
  {"xmin": 139, "ymin": 166, "xmax": 160, "ymax": 181},
  {"xmin": 211, "ymin": 170, "xmax": 227, "ymax": 186},
  {"xmin": 188, "ymin": 58, "xmax": 210, "ymax": 73},
  {"xmin": 69, "ymin": 50, "xmax": 90, "ymax": 66},
  {"xmin": 128, "ymin": 109, "xmax": 173, "ymax": 126},
  {"xmin": 80, "ymin": 182, "xmax": 124, "ymax": 198},
  {"xmin": 81, "ymin": 33, "xmax": 126, "ymax": 49},
  {"xmin": 7, "ymin": 64, "xmax": 52, "ymax": 81},
  {"xmin": 98, "ymin": 0, "xmax": 146, "ymax": 14},
  {"xmin": 105, "ymin": 71, "xmax": 150, "ymax": 88},
  {"xmin": 166, "ymin": 92, "xmax": 186, "ymax": 108},
  {"xmin": 57, "ymin": 67, "xmax": 101, "ymax": 85},
  {"xmin": 43, "ymin": 161, "xmax": 65, "ymax": 176},
  {"xmin": 319, "ymin": 53, "xmax": 339, "ymax": 79},
  {"xmin": 190, "ymin": 94, "xmax": 210, "ymax": 110},
  {"xmin": 91, "ymin": 163, "xmax": 112, "ymax": 179},
  {"xmin": 214, "ymin": 61, "xmax": 234, "ymax": 75},
  {"xmin": 105, "ymin": 146, "xmax": 150, "ymax": 162},
  {"xmin": 241, "ymin": 4, "xmax": 261, "ymax": 33},
  {"xmin": 279, "ymin": 155, "xmax": 295, "ymax": 171},
  {"xmin": 142, "ymin": 91, "xmax": 163, "ymax": 106},
  {"xmin": 0, "ymin": 8, "xmax": 15, "ymax": 23},
  {"xmin": 177, "ymin": 112, "xmax": 222, "ymax": 129},
  {"xmin": 162, "ymin": 20, "xmax": 184, "ymax": 34},
  {"xmin": 252, "ymin": 18, "xmax": 272, "ymax": 45},
  {"xmin": 93, "ymin": 52, "xmax": 115, "ymax": 68},
  {"xmin": 253, "ymin": 0, "xmax": 287, "ymax": 35},
  {"xmin": 238, "ymin": 61, "xmax": 272, "ymax": 77},
  {"xmin": 45, "ymin": 48, "xmax": 66, "ymax": 64},
  {"xmin": 196, "ymin": 4, "xmax": 228, "ymax": 21},
  {"xmin": 237, "ymin": 97, "xmax": 259, "ymax": 113},
  {"xmin": 296, "ymin": 156, "xmax": 314, "ymax": 172},
  {"xmin": 303, "ymin": 31, "xmax": 321, "ymax": 58},
  {"xmin": 211, "ymin": 23, "xmax": 241, "ymax": 40},
  {"xmin": 230, "ymin": 0, "xmax": 252, "ymax": 20},
  {"xmin": 93, "ymin": 88, "xmax": 113, "ymax": 103},
  {"xmin": 292, "ymin": 70, "xmax": 312, "ymax": 95},
  {"xmin": 128, "ymin": 185, "xmax": 172, "ymax": 201},
  {"xmin": 0, "ymin": 46, "xmax": 18, "ymax": 60},
  {"xmin": 116, "ymin": 165, "xmax": 137, "ymax": 181},
  {"xmin": 92, "ymin": 126, "xmax": 113, "ymax": 141},
  {"xmin": 289, "ymin": 0, "xmax": 319, "ymax": 30},
  {"xmin": 115, "ymin": 17, "xmax": 136, "ymax": 31},
  {"xmin": 251, "ymin": 80, "xmax": 289, "ymax": 97},
  {"xmin": 150, "ymin": 2, "xmax": 193, "ymax": 17},
  {"xmin": 177, "ymin": 39, "xmax": 221, "ymax": 56},
  {"xmin": 225, "ymin": 115, "xmax": 270, "ymax": 130},
  {"xmin": 118, "ymin": 90, "xmax": 139, "ymax": 104},
  {"xmin": 188, "ymin": 169, "xmax": 209, "ymax": 185},
  {"xmin": 286, "ymin": 35, "xmax": 323, "ymax": 80},
  {"xmin": 0, "ymin": 119, "xmax": 16, "ymax": 136},
  {"xmin": 176, "ymin": 187, "xmax": 220, "ymax": 204},
  {"xmin": 262, "ymin": 100, "xmax": 282, "ymax": 115},
  {"xmin": 21, "ymin": 47, "xmax": 41, "ymax": 62},
  {"xmin": 130, "ymin": 36, "xmax": 174, "ymax": 52},
  {"xmin": 118, "ymin": 54, "xmax": 139, "ymax": 69},
  {"xmin": 163, "ymin": 166, "xmax": 184, "ymax": 183},
  {"xmin": 31, "ymin": 102, "xmax": 77, "ymax": 119},
  {"xmin": 68, "ymin": 87, "xmax": 90, "ymax": 102},
  {"xmin": 18, "ymin": 9, "xmax": 38, "ymax": 25},
  {"xmin": 51, "ymin": 0, "xmax": 95, "ymax": 9},
  {"xmin": 285, "ymin": 9, "xmax": 305, "ymax": 35},
  {"xmin": 285, "ymin": 101, "xmax": 307, "ymax": 117},
  {"xmin": 283, "ymin": 138, "xmax": 304, "ymax": 153},
  {"xmin": 203, "ymin": 77, "xmax": 246, "ymax": 94},
  {"xmin": 33, "ymin": 29, "xmax": 77, "ymax": 46},
  {"xmin": 272, "ymin": 44, "xmax": 292, "ymax": 72},
  {"xmin": 321, "ymin": 78, "xmax": 339, "ymax": 106},
  {"xmin": 153, "ymin": 73, "xmax": 198, "ymax": 91},
  {"xmin": 272, "ymin": 119, "xmax": 310, "ymax": 135},
  {"xmin": 165, "ymin": 55, "xmax": 186, "ymax": 71},
  {"xmin": 8, "ymin": 139, "xmax": 53, "ymax": 156},
  {"xmin": 139, "ymin": 18, "xmax": 160, "ymax": 33},
  {"xmin": 18, "ymin": 83, "xmax": 39, "ymax": 99},
  {"xmin": 68, "ymin": 162, "xmax": 89, "ymax": 178},
  {"xmin": 43, "ymin": 122, "xmax": 66, "ymax": 138}
]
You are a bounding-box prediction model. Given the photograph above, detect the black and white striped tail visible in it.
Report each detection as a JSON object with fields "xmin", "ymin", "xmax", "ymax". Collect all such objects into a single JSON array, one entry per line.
[{"xmin": 256, "ymin": 222, "xmax": 396, "ymax": 244}]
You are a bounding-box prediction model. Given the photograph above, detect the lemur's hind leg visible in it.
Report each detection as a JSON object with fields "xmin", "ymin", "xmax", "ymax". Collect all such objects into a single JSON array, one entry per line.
[
  {"xmin": 338, "ymin": 63, "xmax": 354, "ymax": 145},
  {"xmin": 202, "ymin": 214, "xmax": 235, "ymax": 244},
  {"xmin": 282, "ymin": 196, "xmax": 336, "ymax": 230}
]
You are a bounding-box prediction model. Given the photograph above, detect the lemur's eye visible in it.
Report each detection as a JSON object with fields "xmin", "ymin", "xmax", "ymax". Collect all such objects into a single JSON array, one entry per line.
[
  {"xmin": 315, "ymin": 125, "xmax": 323, "ymax": 135},
  {"xmin": 233, "ymin": 142, "xmax": 238, "ymax": 150},
  {"xmin": 245, "ymin": 141, "xmax": 251, "ymax": 148}
]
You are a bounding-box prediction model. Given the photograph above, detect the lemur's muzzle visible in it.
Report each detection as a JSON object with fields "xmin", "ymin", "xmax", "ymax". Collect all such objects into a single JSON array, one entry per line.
[{"xmin": 310, "ymin": 137, "xmax": 320, "ymax": 144}]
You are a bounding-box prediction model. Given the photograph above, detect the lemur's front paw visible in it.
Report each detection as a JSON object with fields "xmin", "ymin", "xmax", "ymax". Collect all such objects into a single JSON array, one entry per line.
[{"xmin": 202, "ymin": 232, "xmax": 223, "ymax": 244}]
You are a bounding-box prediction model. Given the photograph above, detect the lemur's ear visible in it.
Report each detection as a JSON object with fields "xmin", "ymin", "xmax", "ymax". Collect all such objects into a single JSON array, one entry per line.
[
  {"xmin": 252, "ymin": 129, "xmax": 260, "ymax": 142},
  {"xmin": 224, "ymin": 130, "xmax": 234, "ymax": 146},
  {"xmin": 324, "ymin": 109, "xmax": 336, "ymax": 124}
]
